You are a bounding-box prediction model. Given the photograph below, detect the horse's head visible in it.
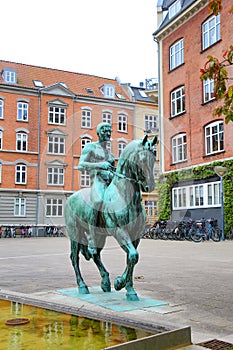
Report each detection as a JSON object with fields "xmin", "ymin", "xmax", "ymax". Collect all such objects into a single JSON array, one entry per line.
[{"xmin": 119, "ymin": 135, "xmax": 157, "ymax": 193}]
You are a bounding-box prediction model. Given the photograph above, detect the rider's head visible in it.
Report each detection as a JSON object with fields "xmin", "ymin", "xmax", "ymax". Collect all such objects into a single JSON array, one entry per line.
[{"xmin": 96, "ymin": 123, "xmax": 112, "ymax": 142}]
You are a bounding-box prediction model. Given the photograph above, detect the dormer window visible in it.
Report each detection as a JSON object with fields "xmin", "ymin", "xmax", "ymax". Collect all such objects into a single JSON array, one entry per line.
[
  {"xmin": 168, "ymin": 0, "xmax": 181, "ymax": 19},
  {"xmin": 100, "ymin": 84, "xmax": 115, "ymax": 98},
  {"xmin": 2, "ymin": 68, "xmax": 17, "ymax": 84}
]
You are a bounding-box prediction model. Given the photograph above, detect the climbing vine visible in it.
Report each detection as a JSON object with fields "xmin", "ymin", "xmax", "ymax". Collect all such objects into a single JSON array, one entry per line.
[{"xmin": 157, "ymin": 160, "xmax": 233, "ymax": 235}]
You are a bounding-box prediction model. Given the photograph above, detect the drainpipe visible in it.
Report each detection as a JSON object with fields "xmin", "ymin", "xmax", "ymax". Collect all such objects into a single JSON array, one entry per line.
[{"xmin": 35, "ymin": 90, "xmax": 41, "ymax": 233}]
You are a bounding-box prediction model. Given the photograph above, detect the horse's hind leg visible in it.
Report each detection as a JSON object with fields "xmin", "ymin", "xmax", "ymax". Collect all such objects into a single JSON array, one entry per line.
[{"xmin": 70, "ymin": 240, "xmax": 89, "ymax": 294}]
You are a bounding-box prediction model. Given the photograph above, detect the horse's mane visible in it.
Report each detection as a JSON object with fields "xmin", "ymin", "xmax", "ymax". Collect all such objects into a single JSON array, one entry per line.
[{"xmin": 117, "ymin": 139, "xmax": 142, "ymax": 173}]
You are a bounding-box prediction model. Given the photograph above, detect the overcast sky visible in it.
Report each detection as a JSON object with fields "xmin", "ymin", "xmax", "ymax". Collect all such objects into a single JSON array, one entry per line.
[{"xmin": 1, "ymin": 0, "xmax": 158, "ymax": 87}]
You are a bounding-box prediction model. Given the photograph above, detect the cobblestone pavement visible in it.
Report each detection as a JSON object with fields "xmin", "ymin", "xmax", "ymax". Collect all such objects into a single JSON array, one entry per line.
[{"xmin": 0, "ymin": 236, "xmax": 233, "ymax": 345}]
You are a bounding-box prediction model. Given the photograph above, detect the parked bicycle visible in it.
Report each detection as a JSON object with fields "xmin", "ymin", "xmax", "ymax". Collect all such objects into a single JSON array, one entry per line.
[{"xmin": 189, "ymin": 218, "xmax": 221, "ymax": 242}]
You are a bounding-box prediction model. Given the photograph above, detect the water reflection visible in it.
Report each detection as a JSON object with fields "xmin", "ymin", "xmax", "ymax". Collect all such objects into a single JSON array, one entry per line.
[{"xmin": 0, "ymin": 300, "xmax": 152, "ymax": 349}]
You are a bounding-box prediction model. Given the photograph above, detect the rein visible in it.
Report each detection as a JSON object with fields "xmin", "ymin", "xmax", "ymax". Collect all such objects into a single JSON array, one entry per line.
[{"xmin": 110, "ymin": 167, "xmax": 143, "ymax": 185}]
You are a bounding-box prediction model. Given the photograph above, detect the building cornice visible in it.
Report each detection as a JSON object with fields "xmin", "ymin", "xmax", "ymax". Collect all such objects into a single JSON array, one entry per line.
[{"xmin": 154, "ymin": 0, "xmax": 208, "ymax": 41}]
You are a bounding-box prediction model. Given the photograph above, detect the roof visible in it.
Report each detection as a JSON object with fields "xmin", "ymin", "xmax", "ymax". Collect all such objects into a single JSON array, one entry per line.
[
  {"xmin": 130, "ymin": 86, "xmax": 154, "ymax": 103},
  {"xmin": 0, "ymin": 60, "xmax": 130, "ymax": 101},
  {"xmin": 154, "ymin": 0, "xmax": 198, "ymax": 35}
]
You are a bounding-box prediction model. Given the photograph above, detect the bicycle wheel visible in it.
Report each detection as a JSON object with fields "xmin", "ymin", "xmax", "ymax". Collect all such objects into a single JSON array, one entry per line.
[
  {"xmin": 190, "ymin": 229, "xmax": 203, "ymax": 243},
  {"xmin": 210, "ymin": 228, "xmax": 221, "ymax": 242}
]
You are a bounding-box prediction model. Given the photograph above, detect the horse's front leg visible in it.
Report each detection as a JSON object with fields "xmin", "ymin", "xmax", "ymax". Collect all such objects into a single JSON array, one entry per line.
[
  {"xmin": 70, "ymin": 240, "xmax": 89, "ymax": 294},
  {"xmin": 114, "ymin": 232, "xmax": 140, "ymax": 301},
  {"xmin": 92, "ymin": 249, "xmax": 111, "ymax": 293}
]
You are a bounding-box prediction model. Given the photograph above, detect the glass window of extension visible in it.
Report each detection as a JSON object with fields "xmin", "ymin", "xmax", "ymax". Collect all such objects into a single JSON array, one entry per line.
[
  {"xmin": 81, "ymin": 109, "xmax": 91, "ymax": 128},
  {"xmin": 144, "ymin": 115, "xmax": 157, "ymax": 132},
  {"xmin": 202, "ymin": 14, "xmax": 220, "ymax": 50},
  {"xmin": 48, "ymin": 136, "xmax": 65, "ymax": 154},
  {"xmin": 48, "ymin": 106, "xmax": 66, "ymax": 125},
  {"xmin": 47, "ymin": 167, "xmax": 64, "ymax": 185},
  {"xmin": 171, "ymin": 86, "xmax": 185, "ymax": 117},
  {"xmin": 80, "ymin": 171, "xmax": 90, "ymax": 187},
  {"xmin": 15, "ymin": 164, "xmax": 27, "ymax": 184},
  {"xmin": 102, "ymin": 111, "xmax": 112, "ymax": 124},
  {"xmin": 0, "ymin": 99, "xmax": 3, "ymax": 118},
  {"xmin": 118, "ymin": 115, "xmax": 127, "ymax": 132},
  {"xmin": 16, "ymin": 133, "xmax": 27, "ymax": 151},
  {"xmin": 173, "ymin": 188, "xmax": 187, "ymax": 209},
  {"xmin": 81, "ymin": 138, "xmax": 91, "ymax": 150},
  {"xmin": 203, "ymin": 78, "xmax": 215, "ymax": 103},
  {"xmin": 205, "ymin": 121, "xmax": 224, "ymax": 155},
  {"xmin": 14, "ymin": 198, "xmax": 26, "ymax": 216},
  {"xmin": 17, "ymin": 102, "xmax": 28, "ymax": 121},
  {"xmin": 118, "ymin": 142, "xmax": 126, "ymax": 158},
  {"xmin": 170, "ymin": 39, "xmax": 184, "ymax": 70},
  {"xmin": 172, "ymin": 133, "xmax": 187, "ymax": 163},
  {"xmin": 46, "ymin": 198, "xmax": 63, "ymax": 216}
]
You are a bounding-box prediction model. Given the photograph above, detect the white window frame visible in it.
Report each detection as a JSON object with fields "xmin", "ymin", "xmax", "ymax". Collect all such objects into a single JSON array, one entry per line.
[
  {"xmin": 118, "ymin": 114, "xmax": 127, "ymax": 133},
  {"xmin": 15, "ymin": 164, "xmax": 27, "ymax": 184},
  {"xmin": 0, "ymin": 163, "xmax": 2, "ymax": 183},
  {"xmin": 144, "ymin": 114, "xmax": 157, "ymax": 132},
  {"xmin": 172, "ymin": 133, "xmax": 187, "ymax": 163},
  {"xmin": 171, "ymin": 86, "xmax": 185, "ymax": 117},
  {"xmin": 47, "ymin": 167, "xmax": 64, "ymax": 186},
  {"xmin": 0, "ymin": 99, "xmax": 3, "ymax": 119},
  {"xmin": 101, "ymin": 84, "xmax": 115, "ymax": 98},
  {"xmin": 0, "ymin": 131, "xmax": 2, "ymax": 150},
  {"xmin": 205, "ymin": 121, "xmax": 224, "ymax": 155},
  {"xmin": 48, "ymin": 135, "xmax": 65, "ymax": 154},
  {"xmin": 3, "ymin": 69, "xmax": 17, "ymax": 84},
  {"xmin": 202, "ymin": 14, "xmax": 220, "ymax": 50},
  {"xmin": 48, "ymin": 105, "xmax": 66, "ymax": 125},
  {"xmin": 172, "ymin": 181, "xmax": 220, "ymax": 210},
  {"xmin": 170, "ymin": 39, "xmax": 184, "ymax": 70},
  {"xmin": 80, "ymin": 171, "xmax": 90, "ymax": 187},
  {"xmin": 16, "ymin": 133, "xmax": 28, "ymax": 152},
  {"xmin": 81, "ymin": 138, "xmax": 91, "ymax": 150},
  {"xmin": 46, "ymin": 198, "xmax": 63, "ymax": 217},
  {"xmin": 17, "ymin": 102, "xmax": 28, "ymax": 121},
  {"xmin": 81, "ymin": 108, "xmax": 92, "ymax": 128},
  {"xmin": 118, "ymin": 142, "xmax": 127, "ymax": 158},
  {"xmin": 102, "ymin": 111, "xmax": 112, "ymax": 124},
  {"xmin": 145, "ymin": 201, "xmax": 157, "ymax": 219},
  {"xmin": 203, "ymin": 78, "xmax": 215, "ymax": 103},
  {"xmin": 14, "ymin": 198, "xmax": 26, "ymax": 216},
  {"xmin": 168, "ymin": 0, "xmax": 181, "ymax": 19}
]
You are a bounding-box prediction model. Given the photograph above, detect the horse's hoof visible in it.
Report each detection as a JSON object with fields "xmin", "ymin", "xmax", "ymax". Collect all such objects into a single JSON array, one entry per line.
[
  {"xmin": 79, "ymin": 286, "xmax": 90, "ymax": 294},
  {"xmin": 114, "ymin": 276, "xmax": 125, "ymax": 291},
  {"xmin": 126, "ymin": 291, "xmax": 139, "ymax": 301}
]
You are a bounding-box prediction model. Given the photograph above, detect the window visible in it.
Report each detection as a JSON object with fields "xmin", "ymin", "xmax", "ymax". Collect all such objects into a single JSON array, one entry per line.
[
  {"xmin": 48, "ymin": 106, "xmax": 66, "ymax": 125},
  {"xmin": 118, "ymin": 142, "xmax": 127, "ymax": 158},
  {"xmin": 47, "ymin": 167, "xmax": 64, "ymax": 185},
  {"xmin": 170, "ymin": 39, "xmax": 184, "ymax": 70},
  {"xmin": 0, "ymin": 131, "xmax": 2, "ymax": 150},
  {"xmin": 145, "ymin": 114, "xmax": 157, "ymax": 132},
  {"xmin": 17, "ymin": 102, "xmax": 28, "ymax": 121},
  {"xmin": 15, "ymin": 164, "xmax": 27, "ymax": 184},
  {"xmin": 2, "ymin": 69, "xmax": 17, "ymax": 84},
  {"xmin": 202, "ymin": 14, "xmax": 220, "ymax": 50},
  {"xmin": 16, "ymin": 133, "xmax": 27, "ymax": 151},
  {"xmin": 203, "ymin": 78, "xmax": 215, "ymax": 103},
  {"xmin": 172, "ymin": 133, "xmax": 187, "ymax": 163},
  {"xmin": 145, "ymin": 201, "xmax": 157, "ymax": 219},
  {"xmin": 102, "ymin": 111, "xmax": 112, "ymax": 124},
  {"xmin": 173, "ymin": 181, "xmax": 220, "ymax": 209},
  {"xmin": 48, "ymin": 136, "xmax": 65, "ymax": 154},
  {"xmin": 46, "ymin": 198, "xmax": 63, "ymax": 216},
  {"xmin": 118, "ymin": 114, "xmax": 127, "ymax": 132},
  {"xmin": 14, "ymin": 198, "xmax": 26, "ymax": 216},
  {"xmin": 101, "ymin": 84, "xmax": 115, "ymax": 98},
  {"xmin": 80, "ymin": 171, "xmax": 90, "ymax": 187},
  {"xmin": 81, "ymin": 138, "xmax": 91, "ymax": 150},
  {"xmin": 168, "ymin": 0, "xmax": 181, "ymax": 19},
  {"xmin": 171, "ymin": 86, "xmax": 185, "ymax": 117},
  {"xmin": 0, "ymin": 99, "xmax": 3, "ymax": 119},
  {"xmin": 205, "ymin": 121, "xmax": 224, "ymax": 155},
  {"xmin": 81, "ymin": 108, "xmax": 92, "ymax": 128}
]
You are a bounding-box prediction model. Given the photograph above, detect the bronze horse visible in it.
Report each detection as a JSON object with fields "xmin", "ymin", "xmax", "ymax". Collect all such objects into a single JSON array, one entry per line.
[{"xmin": 65, "ymin": 135, "xmax": 157, "ymax": 301}]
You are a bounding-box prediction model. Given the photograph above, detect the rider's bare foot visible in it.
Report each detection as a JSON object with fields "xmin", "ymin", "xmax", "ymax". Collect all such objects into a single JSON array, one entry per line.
[{"xmin": 88, "ymin": 245, "xmax": 97, "ymax": 256}]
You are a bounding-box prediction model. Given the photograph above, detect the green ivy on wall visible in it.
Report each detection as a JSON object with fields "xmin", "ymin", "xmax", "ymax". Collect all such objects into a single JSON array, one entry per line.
[{"xmin": 157, "ymin": 160, "xmax": 233, "ymax": 234}]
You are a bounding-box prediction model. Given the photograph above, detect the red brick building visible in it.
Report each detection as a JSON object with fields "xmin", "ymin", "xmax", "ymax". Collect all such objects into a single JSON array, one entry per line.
[
  {"xmin": 0, "ymin": 61, "xmax": 136, "ymax": 232},
  {"xmin": 154, "ymin": 0, "xmax": 233, "ymax": 226}
]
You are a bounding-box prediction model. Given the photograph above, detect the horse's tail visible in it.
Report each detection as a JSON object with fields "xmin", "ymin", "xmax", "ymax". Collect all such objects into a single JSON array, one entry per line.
[{"xmin": 65, "ymin": 195, "xmax": 91, "ymax": 261}]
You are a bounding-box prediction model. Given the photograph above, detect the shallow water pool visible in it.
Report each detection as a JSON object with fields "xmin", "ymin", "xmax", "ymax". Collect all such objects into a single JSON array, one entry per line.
[{"xmin": 0, "ymin": 299, "xmax": 152, "ymax": 350}]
